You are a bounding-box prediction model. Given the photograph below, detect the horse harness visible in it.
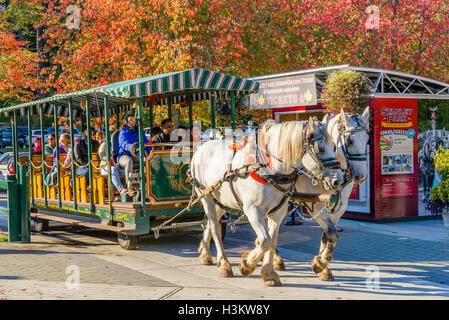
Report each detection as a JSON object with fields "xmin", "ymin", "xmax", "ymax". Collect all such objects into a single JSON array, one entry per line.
[
  {"xmin": 188, "ymin": 124, "xmax": 340, "ymax": 217},
  {"xmin": 291, "ymin": 115, "xmax": 371, "ymax": 218}
]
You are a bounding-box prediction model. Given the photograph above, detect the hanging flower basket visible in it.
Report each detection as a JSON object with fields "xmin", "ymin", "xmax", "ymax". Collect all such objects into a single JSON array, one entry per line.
[{"xmin": 321, "ymin": 69, "xmax": 371, "ymax": 116}]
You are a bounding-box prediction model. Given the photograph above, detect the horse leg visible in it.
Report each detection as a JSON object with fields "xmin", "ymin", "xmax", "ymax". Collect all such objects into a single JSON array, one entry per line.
[
  {"xmin": 200, "ymin": 199, "xmax": 233, "ymax": 277},
  {"xmin": 264, "ymin": 217, "xmax": 285, "ymax": 271},
  {"xmin": 198, "ymin": 220, "xmax": 213, "ymax": 265},
  {"xmin": 260, "ymin": 210, "xmax": 285, "ymax": 286},
  {"xmin": 273, "ymin": 248, "xmax": 286, "ymax": 271},
  {"xmin": 240, "ymin": 206, "xmax": 272, "ymax": 277},
  {"xmin": 310, "ymin": 206, "xmax": 339, "ymax": 281}
]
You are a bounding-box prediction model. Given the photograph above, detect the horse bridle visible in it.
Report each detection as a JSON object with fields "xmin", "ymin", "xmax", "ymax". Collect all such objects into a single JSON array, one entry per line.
[
  {"xmin": 338, "ymin": 115, "xmax": 371, "ymax": 178},
  {"xmin": 298, "ymin": 124, "xmax": 341, "ymax": 183},
  {"xmin": 252, "ymin": 122, "xmax": 340, "ymax": 185}
]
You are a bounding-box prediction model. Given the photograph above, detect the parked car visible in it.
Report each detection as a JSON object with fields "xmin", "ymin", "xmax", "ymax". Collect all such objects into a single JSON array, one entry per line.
[
  {"xmin": 0, "ymin": 152, "xmax": 28, "ymax": 182},
  {"xmin": 31, "ymin": 129, "xmax": 49, "ymax": 144},
  {"xmin": 17, "ymin": 127, "xmax": 29, "ymax": 148},
  {"xmin": 0, "ymin": 129, "xmax": 12, "ymax": 148},
  {"xmin": 58, "ymin": 126, "xmax": 81, "ymax": 139}
]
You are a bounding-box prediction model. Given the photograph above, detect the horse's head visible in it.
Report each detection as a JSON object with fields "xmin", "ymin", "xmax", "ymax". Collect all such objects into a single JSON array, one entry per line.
[
  {"xmin": 333, "ymin": 107, "xmax": 370, "ymax": 184},
  {"xmin": 301, "ymin": 116, "xmax": 343, "ymax": 190}
]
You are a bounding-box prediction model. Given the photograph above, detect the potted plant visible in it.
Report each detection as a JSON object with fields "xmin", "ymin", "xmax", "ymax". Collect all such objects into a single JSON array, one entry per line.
[
  {"xmin": 321, "ymin": 68, "xmax": 372, "ymax": 116},
  {"xmin": 427, "ymin": 146, "xmax": 449, "ymax": 227}
]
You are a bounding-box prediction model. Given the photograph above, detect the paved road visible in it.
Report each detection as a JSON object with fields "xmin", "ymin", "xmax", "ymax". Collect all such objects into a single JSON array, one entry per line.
[{"xmin": 0, "ymin": 190, "xmax": 448, "ymax": 300}]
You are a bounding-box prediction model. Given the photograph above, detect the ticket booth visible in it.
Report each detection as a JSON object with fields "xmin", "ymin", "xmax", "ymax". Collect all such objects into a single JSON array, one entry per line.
[{"xmin": 249, "ymin": 65, "xmax": 449, "ymax": 221}]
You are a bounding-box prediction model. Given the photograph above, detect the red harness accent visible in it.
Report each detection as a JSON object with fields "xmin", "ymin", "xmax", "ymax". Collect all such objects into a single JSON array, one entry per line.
[
  {"xmin": 249, "ymin": 171, "xmax": 267, "ymax": 184},
  {"xmin": 228, "ymin": 141, "xmax": 247, "ymax": 151},
  {"xmin": 246, "ymin": 130, "xmax": 271, "ymax": 184}
]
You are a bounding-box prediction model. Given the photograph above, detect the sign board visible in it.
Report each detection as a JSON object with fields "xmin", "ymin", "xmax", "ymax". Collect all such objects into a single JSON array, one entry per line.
[
  {"xmin": 250, "ymin": 74, "xmax": 317, "ymax": 110},
  {"xmin": 377, "ymin": 104, "xmax": 416, "ymax": 198},
  {"xmin": 373, "ymin": 98, "xmax": 418, "ymax": 207}
]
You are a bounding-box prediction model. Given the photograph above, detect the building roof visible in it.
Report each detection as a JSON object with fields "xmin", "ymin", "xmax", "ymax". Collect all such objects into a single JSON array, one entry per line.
[{"xmin": 249, "ymin": 65, "xmax": 449, "ymax": 101}]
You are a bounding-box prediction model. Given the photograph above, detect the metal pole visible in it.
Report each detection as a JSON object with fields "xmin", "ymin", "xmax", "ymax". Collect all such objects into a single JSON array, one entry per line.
[
  {"xmin": 230, "ymin": 91, "xmax": 236, "ymax": 131},
  {"xmin": 54, "ymin": 104, "xmax": 61, "ymax": 208},
  {"xmin": 39, "ymin": 104, "xmax": 47, "ymax": 206},
  {"xmin": 168, "ymin": 97, "xmax": 172, "ymax": 120},
  {"xmin": 188, "ymin": 95, "xmax": 193, "ymax": 129},
  {"xmin": 68, "ymin": 99, "xmax": 77, "ymax": 211},
  {"xmin": 149, "ymin": 101, "xmax": 154, "ymax": 128},
  {"xmin": 116, "ymin": 113, "xmax": 120, "ymax": 130},
  {"xmin": 27, "ymin": 107, "xmax": 34, "ymax": 206},
  {"xmin": 137, "ymin": 98, "xmax": 146, "ymax": 217},
  {"xmin": 210, "ymin": 95, "xmax": 216, "ymax": 140},
  {"xmin": 6, "ymin": 174, "xmax": 20, "ymax": 242},
  {"xmin": 104, "ymin": 96, "xmax": 113, "ymax": 223},
  {"xmin": 12, "ymin": 110, "xmax": 18, "ymax": 181},
  {"xmin": 85, "ymin": 98, "xmax": 94, "ymax": 211},
  {"xmin": 19, "ymin": 164, "xmax": 30, "ymax": 243},
  {"xmin": 210, "ymin": 95, "xmax": 216, "ymax": 129}
]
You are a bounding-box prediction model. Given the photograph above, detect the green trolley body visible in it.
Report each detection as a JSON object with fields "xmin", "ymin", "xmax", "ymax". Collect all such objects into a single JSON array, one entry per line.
[{"xmin": 3, "ymin": 68, "xmax": 260, "ymax": 249}]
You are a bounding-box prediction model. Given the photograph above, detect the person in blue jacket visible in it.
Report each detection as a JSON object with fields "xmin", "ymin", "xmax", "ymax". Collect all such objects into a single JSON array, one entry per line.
[{"xmin": 118, "ymin": 113, "xmax": 152, "ymax": 188}]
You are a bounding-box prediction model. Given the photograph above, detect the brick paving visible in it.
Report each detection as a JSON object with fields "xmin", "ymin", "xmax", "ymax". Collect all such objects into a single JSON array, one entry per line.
[
  {"xmin": 0, "ymin": 204, "xmax": 449, "ymax": 299},
  {"xmin": 0, "ymin": 242, "xmax": 177, "ymax": 287},
  {"xmin": 231, "ymin": 220, "xmax": 449, "ymax": 287}
]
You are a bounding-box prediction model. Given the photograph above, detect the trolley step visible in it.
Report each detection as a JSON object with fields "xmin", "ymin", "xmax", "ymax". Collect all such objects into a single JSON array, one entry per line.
[{"xmin": 31, "ymin": 212, "xmax": 135, "ymax": 233}]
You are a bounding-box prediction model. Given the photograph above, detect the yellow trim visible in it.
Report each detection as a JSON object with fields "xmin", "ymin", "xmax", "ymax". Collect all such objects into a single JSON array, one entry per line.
[{"xmin": 381, "ymin": 121, "xmax": 412, "ymax": 128}]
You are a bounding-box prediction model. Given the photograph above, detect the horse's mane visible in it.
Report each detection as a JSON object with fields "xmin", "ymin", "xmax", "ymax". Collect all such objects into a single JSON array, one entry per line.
[{"xmin": 261, "ymin": 120, "xmax": 308, "ymax": 168}]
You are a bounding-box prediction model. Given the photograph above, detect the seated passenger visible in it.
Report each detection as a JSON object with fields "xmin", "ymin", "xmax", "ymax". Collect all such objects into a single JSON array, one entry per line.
[
  {"xmin": 44, "ymin": 133, "xmax": 56, "ymax": 154},
  {"xmin": 149, "ymin": 127, "xmax": 162, "ymax": 142},
  {"xmin": 151, "ymin": 118, "xmax": 174, "ymax": 144},
  {"xmin": 98, "ymin": 139, "xmax": 128, "ymax": 196},
  {"xmin": 190, "ymin": 124, "xmax": 202, "ymax": 143},
  {"xmin": 52, "ymin": 133, "xmax": 72, "ymax": 172},
  {"xmin": 73, "ymin": 127, "xmax": 91, "ymax": 179},
  {"xmin": 176, "ymin": 125, "xmax": 188, "ymax": 142},
  {"xmin": 95, "ymin": 131, "xmax": 105, "ymax": 145},
  {"xmin": 118, "ymin": 113, "xmax": 152, "ymax": 189},
  {"xmin": 32, "ymin": 137, "xmax": 42, "ymax": 155}
]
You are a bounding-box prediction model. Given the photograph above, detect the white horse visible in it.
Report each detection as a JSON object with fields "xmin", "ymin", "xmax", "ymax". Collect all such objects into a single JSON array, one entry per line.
[
  {"xmin": 272, "ymin": 107, "xmax": 371, "ymax": 281},
  {"xmin": 189, "ymin": 117, "xmax": 344, "ymax": 286}
]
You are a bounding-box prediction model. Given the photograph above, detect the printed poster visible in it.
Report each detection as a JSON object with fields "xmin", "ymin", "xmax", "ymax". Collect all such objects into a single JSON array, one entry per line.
[{"xmin": 379, "ymin": 104, "xmax": 417, "ymax": 198}]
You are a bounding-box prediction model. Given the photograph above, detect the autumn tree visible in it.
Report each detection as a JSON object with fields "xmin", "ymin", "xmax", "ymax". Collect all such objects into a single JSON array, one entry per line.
[{"xmin": 0, "ymin": 0, "xmax": 41, "ymax": 108}]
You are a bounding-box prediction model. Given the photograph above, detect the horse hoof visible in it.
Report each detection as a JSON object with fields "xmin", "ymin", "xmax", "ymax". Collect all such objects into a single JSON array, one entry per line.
[
  {"xmin": 264, "ymin": 279, "xmax": 282, "ymax": 287},
  {"xmin": 273, "ymin": 254, "xmax": 286, "ymax": 271},
  {"xmin": 260, "ymin": 265, "xmax": 281, "ymax": 287},
  {"xmin": 311, "ymin": 256, "xmax": 326, "ymax": 274},
  {"xmin": 199, "ymin": 251, "xmax": 213, "ymax": 265},
  {"xmin": 217, "ymin": 260, "xmax": 233, "ymax": 277},
  {"xmin": 240, "ymin": 250, "xmax": 256, "ymax": 277},
  {"xmin": 274, "ymin": 262, "xmax": 286, "ymax": 271},
  {"xmin": 317, "ymin": 268, "xmax": 334, "ymax": 281}
]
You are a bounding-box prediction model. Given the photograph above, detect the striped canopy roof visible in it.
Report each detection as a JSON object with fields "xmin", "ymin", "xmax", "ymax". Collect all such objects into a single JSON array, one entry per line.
[{"xmin": 3, "ymin": 68, "xmax": 259, "ymax": 117}]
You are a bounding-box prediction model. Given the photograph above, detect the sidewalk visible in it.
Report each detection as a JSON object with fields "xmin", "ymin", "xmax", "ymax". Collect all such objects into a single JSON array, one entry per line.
[{"xmin": 0, "ymin": 214, "xmax": 449, "ymax": 300}]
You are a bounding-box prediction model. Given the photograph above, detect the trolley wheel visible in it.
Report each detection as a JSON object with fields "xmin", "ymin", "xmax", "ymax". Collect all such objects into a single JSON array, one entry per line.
[
  {"xmin": 33, "ymin": 218, "xmax": 49, "ymax": 232},
  {"xmin": 117, "ymin": 232, "xmax": 138, "ymax": 250}
]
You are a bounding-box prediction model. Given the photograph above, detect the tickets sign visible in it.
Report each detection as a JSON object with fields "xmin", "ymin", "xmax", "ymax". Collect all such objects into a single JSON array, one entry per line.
[{"xmin": 250, "ymin": 74, "xmax": 317, "ymax": 110}]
